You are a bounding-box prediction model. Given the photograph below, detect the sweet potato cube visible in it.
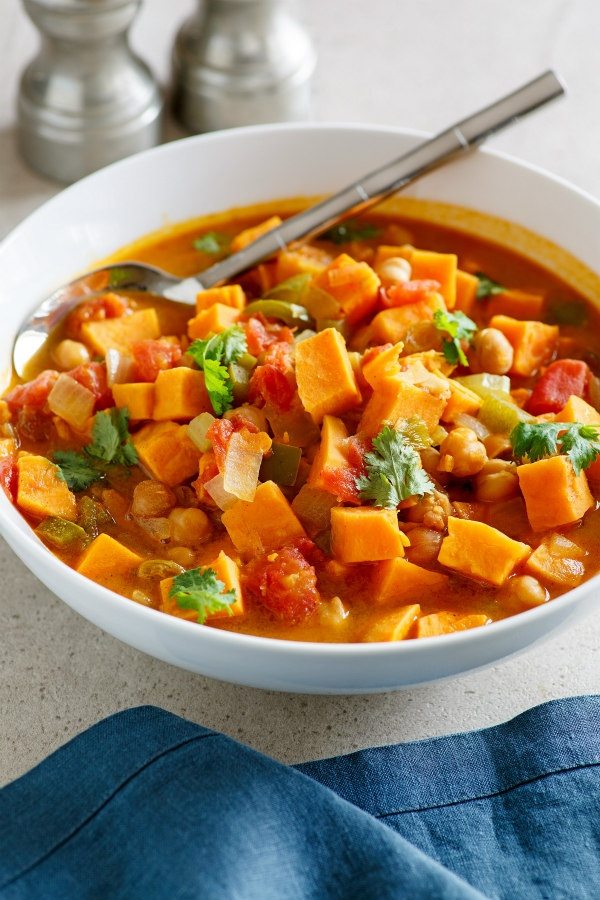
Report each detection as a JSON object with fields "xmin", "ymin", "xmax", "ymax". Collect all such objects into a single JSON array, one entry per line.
[
  {"xmin": 438, "ymin": 516, "xmax": 530, "ymax": 586},
  {"xmin": 369, "ymin": 292, "xmax": 446, "ymax": 344},
  {"xmin": 488, "ymin": 289, "xmax": 545, "ymax": 321},
  {"xmin": 361, "ymin": 343, "xmax": 404, "ymax": 388},
  {"xmin": 112, "ymin": 383, "xmax": 155, "ymax": 420},
  {"xmin": 133, "ymin": 421, "xmax": 199, "ymax": 486},
  {"xmin": 455, "ymin": 270, "xmax": 479, "ymax": 316},
  {"xmin": 371, "ymin": 557, "xmax": 449, "ymax": 605},
  {"xmin": 359, "ymin": 374, "xmax": 445, "ymax": 438},
  {"xmin": 410, "ymin": 250, "xmax": 457, "ymax": 308},
  {"xmin": 275, "ymin": 246, "xmax": 331, "ymax": 281},
  {"xmin": 153, "ymin": 368, "xmax": 211, "ymax": 421},
  {"xmin": 330, "ymin": 507, "xmax": 410, "ymax": 563},
  {"xmin": 17, "ymin": 454, "xmax": 77, "ymax": 521},
  {"xmin": 307, "ymin": 416, "xmax": 348, "ymax": 491},
  {"xmin": 416, "ymin": 612, "xmax": 490, "ymax": 638},
  {"xmin": 221, "ymin": 480, "xmax": 306, "ymax": 555},
  {"xmin": 82, "ymin": 308, "xmax": 160, "ymax": 356},
  {"xmin": 187, "ymin": 303, "xmax": 240, "ymax": 340},
  {"xmin": 517, "ymin": 456, "xmax": 594, "ymax": 531},
  {"xmin": 315, "ymin": 254, "xmax": 381, "ymax": 324},
  {"xmin": 442, "ymin": 379, "xmax": 482, "ymax": 423},
  {"xmin": 77, "ymin": 533, "xmax": 142, "ymax": 594},
  {"xmin": 196, "ymin": 285, "xmax": 246, "ymax": 313},
  {"xmin": 295, "ymin": 328, "xmax": 361, "ymax": 424},
  {"xmin": 230, "ymin": 216, "xmax": 282, "ymax": 253},
  {"xmin": 489, "ymin": 315, "xmax": 559, "ymax": 376},
  {"xmin": 373, "ymin": 245, "xmax": 414, "ymax": 267},
  {"xmin": 160, "ymin": 551, "xmax": 244, "ymax": 623},
  {"xmin": 363, "ymin": 604, "xmax": 420, "ymax": 642},
  {"xmin": 556, "ymin": 395, "xmax": 600, "ymax": 425}
]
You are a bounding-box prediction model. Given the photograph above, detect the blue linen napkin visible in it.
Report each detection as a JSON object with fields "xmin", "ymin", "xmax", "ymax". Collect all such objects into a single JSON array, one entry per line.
[{"xmin": 0, "ymin": 696, "xmax": 598, "ymax": 899}]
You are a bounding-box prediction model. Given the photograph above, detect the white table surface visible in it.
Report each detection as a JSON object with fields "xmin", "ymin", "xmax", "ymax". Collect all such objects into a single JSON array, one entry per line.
[{"xmin": 1, "ymin": 0, "xmax": 599, "ymax": 786}]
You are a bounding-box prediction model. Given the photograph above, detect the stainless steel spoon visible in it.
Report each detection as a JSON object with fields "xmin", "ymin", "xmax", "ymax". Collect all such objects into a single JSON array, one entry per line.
[{"xmin": 13, "ymin": 70, "xmax": 564, "ymax": 376}]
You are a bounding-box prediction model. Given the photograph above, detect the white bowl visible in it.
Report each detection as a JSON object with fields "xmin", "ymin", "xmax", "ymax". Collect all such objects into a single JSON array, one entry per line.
[{"xmin": 1, "ymin": 124, "xmax": 599, "ymax": 694}]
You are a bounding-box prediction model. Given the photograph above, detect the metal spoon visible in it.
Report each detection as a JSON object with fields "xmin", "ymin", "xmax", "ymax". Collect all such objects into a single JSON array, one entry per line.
[{"xmin": 13, "ymin": 70, "xmax": 564, "ymax": 376}]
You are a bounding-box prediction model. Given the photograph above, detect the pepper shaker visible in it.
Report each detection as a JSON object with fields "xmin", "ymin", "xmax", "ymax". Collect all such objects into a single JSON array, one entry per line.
[
  {"xmin": 18, "ymin": 0, "xmax": 163, "ymax": 184},
  {"xmin": 172, "ymin": 0, "xmax": 316, "ymax": 133}
]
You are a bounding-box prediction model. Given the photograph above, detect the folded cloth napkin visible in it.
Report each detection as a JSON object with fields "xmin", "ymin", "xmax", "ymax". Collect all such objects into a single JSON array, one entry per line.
[{"xmin": 0, "ymin": 696, "xmax": 598, "ymax": 899}]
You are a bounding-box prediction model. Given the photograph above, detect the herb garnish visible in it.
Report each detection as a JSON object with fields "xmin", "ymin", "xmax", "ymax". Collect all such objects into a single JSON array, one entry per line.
[
  {"xmin": 356, "ymin": 424, "xmax": 434, "ymax": 509},
  {"xmin": 510, "ymin": 421, "xmax": 600, "ymax": 475},
  {"xmin": 475, "ymin": 272, "xmax": 505, "ymax": 299},
  {"xmin": 54, "ymin": 408, "xmax": 138, "ymax": 491},
  {"xmin": 187, "ymin": 325, "xmax": 248, "ymax": 415},
  {"xmin": 193, "ymin": 232, "xmax": 231, "ymax": 256},
  {"xmin": 169, "ymin": 567, "xmax": 237, "ymax": 624},
  {"xmin": 433, "ymin": 309, "xmax": 477, "ymax": 366},
  {"xmin": 321, "ymin": 220, "xmax": 381, "ymax": 244}
]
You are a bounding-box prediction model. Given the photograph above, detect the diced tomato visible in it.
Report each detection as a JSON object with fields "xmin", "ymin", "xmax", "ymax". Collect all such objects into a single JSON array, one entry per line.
[
  {"xmin": 381, "ymin": 279, "xmax": 441, "ymax": 308},
  {"xmin": 262, "ymin": 340, "xmax": 294, "ymax": 373},
  {"xmin": 65, "ymin": 293, "xmax": 128, "ymax": 340},
  {"xmin": 15, "ymin": 408, "xmax": 53, "ymax": 442},
  {"xmin": 320, "ymin": 466, "xmax": 361, "ymax": 503},
  {"xmin": 0, "ymin": 458, "xmax": 17, "ymax": 502},
  {"xmin": 206, "ymin": 419, "xmax": 234, "ymax": 470},
  {"xmin": 526, "ymin": 359, "xmax": 589, "ymax": 415},
  {"xmin": 244, "ymin": 316, "xmax": 294, "ymax": 356},
  {"xmin": 5, "ymin": 370, "xmax": 59, "ymax": 412},
  {"xmin": 132, "ymin": 340, "xmax": 182, "ymax": 383},
  {"xmin": 346, "ymin": 435, "xmax": 370, "ymax": 470},
  {"xmin": 68, "ymin": 362, "xmax": 112, "ymax": 410},
  {"xmin": 191, "ymin": 453, "xmax": 220, "ymax": 505},
  {"xmin": 248, "ymin": 365, "xmax": 295, "ymax": 412},
  {"xmin": 243, "ymin": 544, "xmax": 320, "ymax": 624}
]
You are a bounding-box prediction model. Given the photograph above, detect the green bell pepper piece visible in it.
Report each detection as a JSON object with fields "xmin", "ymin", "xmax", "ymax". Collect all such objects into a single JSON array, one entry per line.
[
  {"xmin": 244, "ymin": 299, "xmax": 313, "ymax": 327},
  {"xmin": 259, "ymin": 442, "xmax": 302, "ymax": 486},
  {"xmin": 36, "ymin": 516, "xmax": 87, "ymax": 549},
  {"xmin": 478, "ymin": 390, "xmax": 534, "ymax": 433},
  {"xmin": 456, "ymin": 373, "xmax": 511, "ymax": 396},
  {"xmin": 228, "ymin": 363, "xmax": 250, "ymax": 402}
]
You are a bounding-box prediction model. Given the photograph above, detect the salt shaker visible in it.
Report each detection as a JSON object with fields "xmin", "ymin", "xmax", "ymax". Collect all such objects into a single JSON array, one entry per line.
[
  {"xmin": 17, "ymin": 0, "xmax": 163, "ymax": 184},
  {"xmin": 172, "ymin": 0, "xmax": 316, "ymax": 133}
]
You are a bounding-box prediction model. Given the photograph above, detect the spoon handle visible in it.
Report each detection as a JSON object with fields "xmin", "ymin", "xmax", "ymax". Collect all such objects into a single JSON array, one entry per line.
[{"xmin": 197, "ymin": 70, "xmax": 565, "ymax": 289}]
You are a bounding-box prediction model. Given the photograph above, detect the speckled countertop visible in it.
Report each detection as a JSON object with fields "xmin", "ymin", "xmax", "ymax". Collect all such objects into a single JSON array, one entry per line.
[{"xmin": 1, "ymin": 0, "xmax": 599, "ymax": 785}]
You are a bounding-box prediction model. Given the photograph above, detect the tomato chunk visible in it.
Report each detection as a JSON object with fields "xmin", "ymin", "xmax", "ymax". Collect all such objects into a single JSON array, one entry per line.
[
  {"xmin": 0, "ymin": 458, "xmax": 17, "ymax": 502},
  {"xmin": 382, "ymin": 279, "xmax": 441, "ymax": 308},
  {"xmin": 68, "ymin": 362, "xmax": 113, "ymax": 410},
  {"xmin": 248, "ymin": 365, "xmax": 295, "ymax": 412},
  {"xmin": 132, "ymin": 340, "xmax": 182, "ymax": 383},
  {"xmin": 65, "ymin": 293, "xmax": 128, "ymax": 340},
  {"xmin": 5, "ymin": 370, "xmax": 59, "ymax": 412},
  {"xmin": 243, "ymin": 544, "xmax": 321, "ymax": 624},
  {"xmin": 526, "ymin": 359, "xmax": 589, "ymax": 415},
  {"xmin": 244, "ymin": 316, "xmax": 294, "ymax": 356}
]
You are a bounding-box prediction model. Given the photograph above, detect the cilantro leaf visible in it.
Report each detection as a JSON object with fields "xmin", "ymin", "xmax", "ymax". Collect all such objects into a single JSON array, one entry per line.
[
  {"xmin": 87, "ymin": 408, "xmax": 138, "ymax": 468},
  {"xmin": 356, "ymin": 425, "xmax": 434, "ymax": 509},
  {"xmin": 193, "ymin": 232, "xmax": 231, "ymax": 256},
  {"xmin": 433, "ymin": 309, "xmax": 477, "ymax": 367},
  {"xmin": 169, "ymin": 567, "xmax": 237, "ymax": 624},
  {"xmin": 54, "ymin": 450, "xmax": 103, "ymax": 491},
  {"xmin": 321, "ymin": 219, "xmax": 381, "ymax": 244},
  {"xmin": 475, "ymin": 272, "xmax": 505, "ymax": 299},
  {"xmin": 510, "ymin": 421, "xmax": 600, "ymax": 475},
  {"xmin": 187, "ymin": 326, "xmax": 247, "ymax": 415}
]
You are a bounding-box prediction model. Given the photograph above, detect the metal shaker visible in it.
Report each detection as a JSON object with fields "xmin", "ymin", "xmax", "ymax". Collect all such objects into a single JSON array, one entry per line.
[
  {"xmin": 172, "ymin": 0, "xmax": 316, "ymax": 133},
  {"xmin": 17, "ymin": 0, "xmax": 163, "ymax": 184}
]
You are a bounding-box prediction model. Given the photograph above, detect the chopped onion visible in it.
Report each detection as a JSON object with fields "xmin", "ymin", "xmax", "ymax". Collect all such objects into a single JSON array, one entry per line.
[
  {"xmin": 204, "ymin": 473, "xmax": 238, "ymax": 510},
  {"xmin": 455, "ymin": 413, "xmax": 490, "ymax": 440},
  {"xmin": 187, "ymin": 412, "xmax": 216, "ymax": 452},
  {"xmin": 47, "ymin": 373, "xmax": 95, "ymax": 430},
  {"xmin": 222, "ymin": 431, "xmax": 270, "ymax": 501},
  {"xmin": 106, "ymin": 349, "xmax": 135, "ymax": 386}
]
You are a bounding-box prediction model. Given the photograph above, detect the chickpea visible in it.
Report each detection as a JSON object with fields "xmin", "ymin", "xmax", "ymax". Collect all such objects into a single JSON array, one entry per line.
[
  {"xmin": 473, "ymin": 328, "xmax": 514, "ymax": 375},
  {"xmin": 438, "ymin": 427, "xmax": 488, "ymax": 478},
  {"xmin": 475, "ymin": 459, "xmax": 519, "ymax": 502},
  {"xmin": 166, "ymin": 545, "xmax": 197, "ymax": 568},
  {"xmin": 375, "ymin": 256, "xmax": 412, "ymax": 287},
  {"xmin": 405, "ymin": 526, "xmax": 443, "ymax": 566},
  {"xmin": 506, "ymin": 575, "xmax": 548, "ymax": 609},
  {"xmin": 52, "ymin": 339, "xmax": 91, "ymax": 371},
  {"xmin": 168, "ymin": 507, "xmax": 212, "ymax": 547},
  {"xmin": 406, "ymin": 490, "xmax": 451, "ymax": 530},
  {"xmin": 131, "ymin": 480, "xmax": 177, "ymax": 518}
]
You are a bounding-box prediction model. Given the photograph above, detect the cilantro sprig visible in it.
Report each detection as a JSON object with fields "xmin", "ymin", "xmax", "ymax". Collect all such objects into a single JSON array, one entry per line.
[
  {"xmin": 187, "ymin": 325, "xmax": 247, "ymax": 415},
  {"xmin": 356, "ymin": 424, "xmax": 434, "ymax": 509},
  {"xmin": 54, "ymin": 408, "xmax": 138, "ymax": 491},
  {"xmin": 510, "ymin": 421, "xmax": 600, "ymax": 476},
  {"xmin": 193, "ymin": 232, "xmax": 231, "ymax": 256},
  {"xmin": 169, "ymin": 567, "xmax": 237, "ymax": 624},
  {"xmin": 321, "ymin": 219, "xmax": 381, "ymax": 244},
  {"xmin": 475, "ymin": 272, "xmax": 505, "ymax": 299},
  {"xmin": 433, "ymin": 309, "xmax": 477, "ymax": 367}
]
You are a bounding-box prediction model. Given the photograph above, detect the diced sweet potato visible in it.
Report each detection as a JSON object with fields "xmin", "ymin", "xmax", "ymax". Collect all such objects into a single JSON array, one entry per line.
[
  {"xmin": 361, "ymin": 343, "xmax": 403, "ymax": 388},
  {"xmin": 187, "ymin": 303, "xmax": 240, "ymax": 340},
  {"xmin": 416, "ymin": 612, "xmax": 490, "ymax": 638},
  {"xmin": 17, "ymin": 454, "xmax": 77, "ymax": 521},
  {"xmin": 555, "ymin": 395, "xmax": 600, "ymax": 425},
  {"xmin": 153, "ymin": 368, "xmax": 211, "ymax": 421},
  {"xmin": 133, "ymin": 421, "xmax": 200, "ymax": 486},
  {"xmin": 112, "ymin": 383, "xmax": 155, "ymax": 420},
  {"xmin": 160, "ymin": 551, "xmax": 244, "ymax": 623},
  {"xmin": 295, "ymin": 328, "xmax": 361, "ymax": 424},
  {"xmin": 330, "ymin": 507, "xmax": 410, "ymax": 563},
  {"xmin": 307, "ymin": 416, "xmax": 348, "ymax": 491},
  {"xmin": 373, "ymin": 245, "xmax": 414, "ymax": 268},
  {"xmin": 230, "ymin": 216, "xmax": 282, "ymax": 253},
  {"xmin": 369, "ymin": 292, "xmax": 446, "ymax": 344},
  {"xmin": 525, "ymin": 533, "xmax": 586, "ymax": 588},
  {"xmin": 221, "ymin": 480, "xmax": 306, "ymax": 555},
  {"xmin": 77, "ymin": 533, "xmax": 142, "ymax": 594},
  {"xmin": 275, "ymin": 246, "xmax": 331, "ymax": 281},
  {"xmin": 359, "ymin": 374, "xmax": 445, "ymax": 438},
  {"xmin": 488, "ymin": 289, "xmax": 545, "ymax": 321},
  {"xmin": 517, "ymin": 455, "xmax": 594, "ymax": 531},
  {"xmin": 82, "ymin": 308, "xmax": 160, "ymax": 356},
  {"xmin": 455, "ymin": 270, "xmax": 479, "ymax": 316},
  {"xmin": 315, "ymin": 253, "xmax": 381, "ymax": 324},
  {"xmin": 438, "ymin": 516, "xmax": 530, "ymax": 586},
  {"xmin": 195, "ymin": 285, "xmax": 246, "ymax": 313},
  {"xmin": 371, "ymin": 557, "xmax": 449, "ymax": 605},
  {"xmin": 442, "ymin": 379, "xmax": 482, "ymax": 423},
  {"xmin": 363, "ymin": 604, "xmax": 420, "ymax": 642},
  {"xmin": 410, "ymin": 250, "xmax": 457, "ymax": 308},
  {"xmin": 488, "ymin": 315, "xmax": 559, "ymax": 376}
]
